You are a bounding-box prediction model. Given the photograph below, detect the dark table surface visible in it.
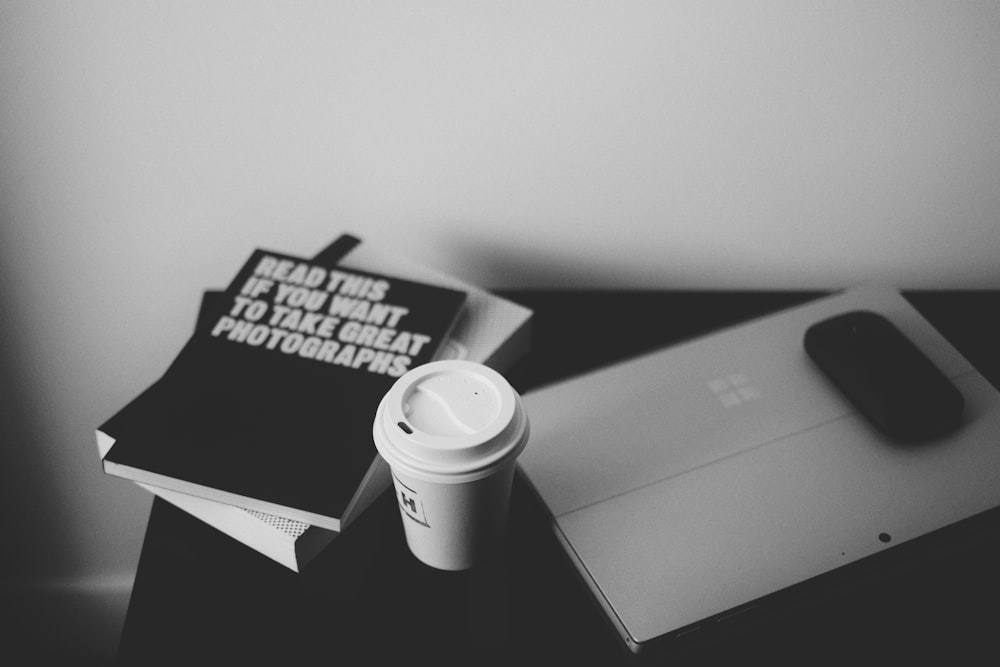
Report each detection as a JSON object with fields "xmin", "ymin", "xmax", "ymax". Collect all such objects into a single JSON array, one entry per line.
[{"xmin": 118, "ymin": 290, "xmax": 1000, "ymax": 665}]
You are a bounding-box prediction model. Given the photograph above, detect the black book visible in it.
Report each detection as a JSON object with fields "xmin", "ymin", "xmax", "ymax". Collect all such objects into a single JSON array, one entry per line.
[{"xmin": 98, "ymin": 247, "xmax": 466, "ymax": 531}]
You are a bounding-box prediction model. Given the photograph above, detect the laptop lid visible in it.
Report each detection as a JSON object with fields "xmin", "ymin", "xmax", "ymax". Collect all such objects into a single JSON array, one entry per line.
[{"xmin": 518, "ymin": 286, "xmax": 1000, "ymax": 653}]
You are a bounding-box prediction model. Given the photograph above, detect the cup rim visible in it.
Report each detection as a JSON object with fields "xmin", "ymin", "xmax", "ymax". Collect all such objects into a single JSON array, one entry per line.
[{"xmin": 372, "ymin": 360, "xmax": 529, "ymax": 482}]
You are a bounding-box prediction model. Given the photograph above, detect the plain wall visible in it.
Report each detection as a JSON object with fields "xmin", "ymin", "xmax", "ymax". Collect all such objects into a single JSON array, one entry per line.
[{"xmin": 1, "ymin": 1, "xmax": 998, "ymax": 659}]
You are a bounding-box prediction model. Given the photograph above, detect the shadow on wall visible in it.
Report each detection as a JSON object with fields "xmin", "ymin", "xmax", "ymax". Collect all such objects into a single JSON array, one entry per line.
[
  {"xmin": 438, "ymin": 232, "xmax": 686, "ymax": 288},
  {"xmin": 0, "ymin": 269, "xmax": 78, "ymax": 574},
  {"xmin": 0, "ymin": 244, "xmax": 126, "ymax": 662}
]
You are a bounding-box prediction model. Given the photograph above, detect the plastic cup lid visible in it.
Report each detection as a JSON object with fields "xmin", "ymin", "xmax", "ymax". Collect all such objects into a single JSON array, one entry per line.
[{"xmin": 373, "ymin": 360, "xmax": 529, "ymax": 481}]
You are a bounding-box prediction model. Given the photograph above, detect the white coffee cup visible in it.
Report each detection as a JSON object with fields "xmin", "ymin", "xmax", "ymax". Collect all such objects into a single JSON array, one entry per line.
[{"xmin": 372, "ymin": 360, "xmax": 529, "ymax": 570}]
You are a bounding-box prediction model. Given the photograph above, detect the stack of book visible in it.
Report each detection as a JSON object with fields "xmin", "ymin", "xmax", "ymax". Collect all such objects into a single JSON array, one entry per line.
[{"xmin": 96, "ymin": 234, "xmax": 533, "ymax": 571}]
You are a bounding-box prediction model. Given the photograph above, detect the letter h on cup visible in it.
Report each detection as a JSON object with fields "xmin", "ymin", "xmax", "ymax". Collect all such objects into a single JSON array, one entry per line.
[
  {"xmin": 400, "ymin": 490, "xmax": 417, "ymax": 513},
  {"xmin": 397, "ymin": 487, "xmax": 428, "ymax": 526}
]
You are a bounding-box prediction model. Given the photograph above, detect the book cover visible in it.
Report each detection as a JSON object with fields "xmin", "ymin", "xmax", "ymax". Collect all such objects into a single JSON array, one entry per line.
[
  {"xmin": 99, "ymin": 247, "xmax": 466, "ymax": 531},
  {"xmin": 136, "ymin": 236, "xmax": 534, "ymax": 570}
]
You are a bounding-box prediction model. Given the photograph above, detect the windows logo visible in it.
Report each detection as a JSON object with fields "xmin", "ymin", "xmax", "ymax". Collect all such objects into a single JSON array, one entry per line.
[{"xmin": 708, "ymin": 373, "xmax": 761, "ymax": 408}]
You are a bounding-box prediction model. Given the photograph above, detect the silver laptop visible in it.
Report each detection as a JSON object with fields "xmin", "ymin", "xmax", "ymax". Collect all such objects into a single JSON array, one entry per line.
[{"xmin": 518, "ymin": 286, "xmax": 1000, "ymax": 653}]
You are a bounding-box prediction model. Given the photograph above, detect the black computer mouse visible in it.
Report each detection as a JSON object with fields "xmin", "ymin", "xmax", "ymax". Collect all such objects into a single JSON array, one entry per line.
[{"xmin": 804, "ymin": 310, "xmax": 964, "ymax": 442}]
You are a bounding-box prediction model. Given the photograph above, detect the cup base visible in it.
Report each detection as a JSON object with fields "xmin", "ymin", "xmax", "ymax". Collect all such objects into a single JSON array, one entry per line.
[{"xmin": 391, "ymin": 461, "xmax": 517, "ymax": 571}]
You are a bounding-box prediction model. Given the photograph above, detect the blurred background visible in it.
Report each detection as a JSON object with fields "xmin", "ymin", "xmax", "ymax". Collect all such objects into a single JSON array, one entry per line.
[{"xmin": 1, "ymin": 1, "xmax": 998, "ymax": 660}]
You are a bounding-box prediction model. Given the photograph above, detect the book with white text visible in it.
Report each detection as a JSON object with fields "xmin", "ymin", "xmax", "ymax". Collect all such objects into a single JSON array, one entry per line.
[{"xmin": 98, "ymin": 246, "xmax": 466, "ymax": 531}]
